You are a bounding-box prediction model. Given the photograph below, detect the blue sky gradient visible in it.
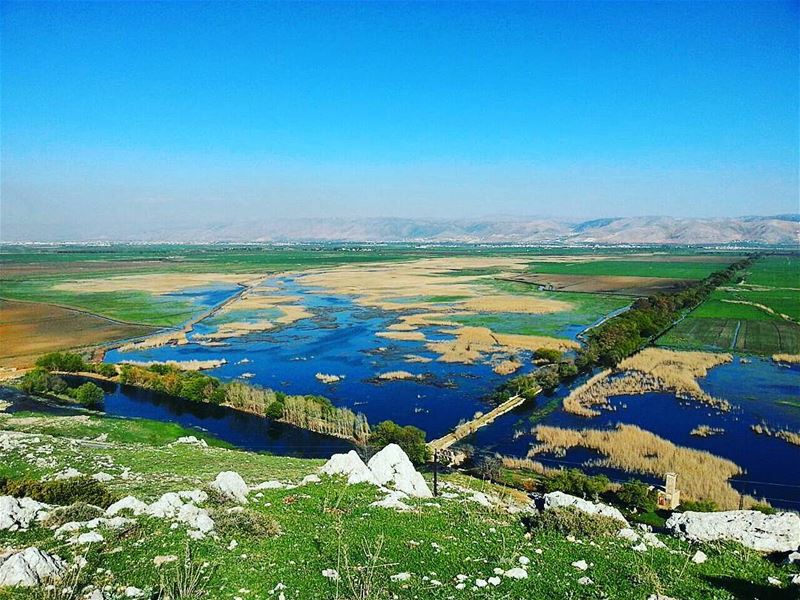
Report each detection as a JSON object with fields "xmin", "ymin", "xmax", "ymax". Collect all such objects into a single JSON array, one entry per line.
[{"xmin": 1, "ymin": 1, "xmax": 797, "ymax": 236}]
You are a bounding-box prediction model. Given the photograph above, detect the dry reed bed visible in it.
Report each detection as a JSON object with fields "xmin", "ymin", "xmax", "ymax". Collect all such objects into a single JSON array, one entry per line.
[
  {"xmin": 772, "ymin": 353, "xmax": 800, "ymax": 364},
  {"xmin": 751, "ymin": 423, "xmax": 800, "ymax": 447},
  {"xmin": 689, "ymin": 425, "xmax": 725, "ymax": 437},
  {"xmin": 529, "ymin": 424, "xmax": 753, "ymax": 509},
  {"xmin": 301, "ymin": 257, "xmax": 579, "ymax": 365},
  {"xmin": 563, "ymin": 349, "xmax": 732, "ymax": 417}
]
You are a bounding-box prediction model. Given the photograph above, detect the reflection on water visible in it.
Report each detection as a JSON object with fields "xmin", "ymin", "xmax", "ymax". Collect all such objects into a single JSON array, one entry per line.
[{"xmin": 65, "ymin": 376, "xmax": 352, "ymax": 458}]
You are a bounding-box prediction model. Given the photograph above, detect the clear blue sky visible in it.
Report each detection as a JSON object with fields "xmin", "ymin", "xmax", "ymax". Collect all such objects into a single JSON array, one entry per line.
[{"xmin": 1, "ymin": 1, "xmax": 797, "ymax": 238}]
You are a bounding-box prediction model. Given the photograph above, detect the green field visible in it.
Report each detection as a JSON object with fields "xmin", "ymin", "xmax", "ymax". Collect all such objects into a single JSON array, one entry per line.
[
  {"xmin": 1, "ymin": 407, "xmax": 796, "ymax": 600},
  {"xmin": 526, "ymin": 259, "xmax": 733, "ymax": 279},
  {"xmin": 658, "ymin": 254, "xmax": 800, "ymax": 355},
  {"xmin": 659, "ymin": 317, "xmax": 800, "ymax": 354}
]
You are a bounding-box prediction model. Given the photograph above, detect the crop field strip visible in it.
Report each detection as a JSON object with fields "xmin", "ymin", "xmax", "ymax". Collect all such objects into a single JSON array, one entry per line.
[{"xmin": 657, "ymin": 254, "xmax": 800, "ymax": 355}]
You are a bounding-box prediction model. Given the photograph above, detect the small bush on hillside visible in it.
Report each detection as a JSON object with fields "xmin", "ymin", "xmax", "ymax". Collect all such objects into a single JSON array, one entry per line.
[
  {"xmin": 679, "ymin": 499, "xmax": 719, "ymax": 513},
  {"xmin": 750, "ymin": 502, "xmax": 776, "ymax": 515},
  {"xmin": 157, "ymin": 543, "xmax": 211, "ymax": 600},
  {"xmin": 475, "ymin": 456, "xmax": 502, "ymax": 481},
  {"xmin": 615, "ymin": 479, "xmax": 657, "ymax": 512},
  {"xmin": 213, "ymin": 508, "xmax": 281, "ymax": 538},
  {"xmin": 368, "ymin": 420, "xmax": 430, "ymax": 465},
  {"xmin": 73, "ymin": 382, "xmax": 105, "ymax": 407},
  {"xmin": 542, "ymin": 468, "xmax": 610, "ymax": 499},
  {"xmin": 44, "ymin": 502, "xmax": 105, "ymax": 527},
  {"xmin": 522, "ymin": 506, "xmax": 620, "ymax": 538},
  {"xmin": 0, "ymin": 476, "xmax": 117, "ymax": 508}
]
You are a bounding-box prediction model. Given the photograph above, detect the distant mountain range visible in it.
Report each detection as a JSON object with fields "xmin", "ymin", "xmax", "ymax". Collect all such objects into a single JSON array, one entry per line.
[
  {"xmin": 4, "ymin": 215, "xmax": 799, "ymax": 245},
  {"xmin": 147, "ymin": 214, "xmax": 798, "ymax": 245}
]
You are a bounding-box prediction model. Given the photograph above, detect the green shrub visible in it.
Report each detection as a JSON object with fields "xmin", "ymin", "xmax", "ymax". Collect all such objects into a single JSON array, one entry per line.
[
  {"xmin": 749, "ymin": 502, "xmax": 776, "ymax": 515},
  {"xmin": 615, "ymin": 479, "xmax": 657, "ymax": 512},
  {"xmin": 73, "ymin": 382, "xmax": 105, "ymax": 407},
  {"xmin": 265, "ymin": 400, "xmax": 285, "ymax": 419},
  {"xmin": 542, "ymin": 468, "xmax": 610, "ymax": 499},
  {"xmin": 680, "ymin": 499, "xmax": 718, "ymax": 513},
  {"xmin": 92, "ymin": 362, "xmax": 118, "ymax": 378},
  {"xmin": 522, "ymin": 507, "xmax": 620, "ymax": 538},
  {"xmin": 368, "ymin": 420, "xmax": 430, "ymax": 465},
  {"xmin": 534, "ymin": 348, "xmax": 563, "ymax": 363},
  {"xmin": 35, "ymin": 351, "xmax": 87, "ymax": 372},
  {"xmin": 44, "ymin": 502, "xmax": 105, "ymax": 527},
  {"xmin": 0, "ymin": 476, "xmax": 117, "ymax": 508},
  {"xmin": 213, "ymin": 508, "xmax": 281, "ymax": 538},
  {"xmin": 19, "ymin": 368, "xmax": 68, "ymax": 395}
]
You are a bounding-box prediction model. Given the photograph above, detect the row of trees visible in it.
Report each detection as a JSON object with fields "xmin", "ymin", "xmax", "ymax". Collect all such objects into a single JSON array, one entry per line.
[
  {"xmin": 579, "ymin": 255, "xmax": 756, "ymax": 368},
  {"xmin": 496, "ymin": 256, "xmax": 756, "ymax": 401},
  {"xmin": 30, "ymin": 356, "xmax": 429, "ymax": 459}
]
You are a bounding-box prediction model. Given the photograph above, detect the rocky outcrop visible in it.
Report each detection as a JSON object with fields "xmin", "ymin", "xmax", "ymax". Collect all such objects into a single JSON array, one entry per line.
[
  {"xmin": 210, "ymin": 471, "xmax": 249, "ymax": 504},
  {"xmin": 666, "ymin": 510, "xmax": 800, "ymax": 553},
  {"xmin": 367, "ymin": 444, "xmax": 432, "ymax": 498},
  {"xmin": 320, "ymin": 451, "xmax": 379, "ymax": 486},
  {"xmin": 104, "ymin": 491, "xmax": 214, "ymax": 539},
  {"xmin": 0, "ymin": 496, "xmax": 50, "ymax": 532},
  {"xmin": 542, "ymin": 492, "xmax": 628, "ymax": 525},
  {"xmin": 0, "ymin": 547, "xmax": 66, "ymax": 587}
]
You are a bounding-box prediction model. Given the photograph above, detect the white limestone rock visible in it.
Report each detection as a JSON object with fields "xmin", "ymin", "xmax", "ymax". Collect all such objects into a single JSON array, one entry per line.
[
  {"xmin": 665, "ymin": 510, "xmax": 800, "ymax": 553},
  {"xmin": 542, "ymin": 492, "xmax": 628, "ymax": 525},
  {"xmin": 370, "ymin": 490, "xmax": 413, "ymax": 511},
  {"xmin": 210, "ymin": 472, "xmax": 249, "ymax": 504},
  {"xmin": 252, "ymin": 480, "xmax": 285, "ymax": 490},
  {"xmin": 320, "ymin": 451, "xmax": 379, "ymax": 485},
  {"xmin": 0, "ymin": 547, "xmax": 66, "ymax": 587},
  {"xmin": 503, "ymin": 567, "xmax": 528, "ymax": 579},
  {"xmin": 105, "ymin": 496, "xmax": 148, "ymax": 517},
  {"xmin": 367, "ymin": 444, "xmax": 432, "ymax": 498},
  {"xmin": 91, "ymin": 472, "xmax": 114, "ymax": 482},
  {"xmin": 172, "ymin": 436, "xmax": 207, "ymax": 448},
  {"xmin": 0, "ymin": 496, "xmax": 50, "ymax": 531}
]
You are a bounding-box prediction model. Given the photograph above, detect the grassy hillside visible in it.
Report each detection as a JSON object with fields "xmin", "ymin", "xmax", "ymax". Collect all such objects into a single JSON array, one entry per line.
[{"xmin": 1, "ymin": 409, "xmax": 797, "ymax": 599}]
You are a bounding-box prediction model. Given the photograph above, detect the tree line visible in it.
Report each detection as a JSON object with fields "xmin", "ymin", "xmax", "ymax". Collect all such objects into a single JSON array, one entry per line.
[{"xmin": 495, "ymin": 255, "xmax": 757, "ymax": 401}]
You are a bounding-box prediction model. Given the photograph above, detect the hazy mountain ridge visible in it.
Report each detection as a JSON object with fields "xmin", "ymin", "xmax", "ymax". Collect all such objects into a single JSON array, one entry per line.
[{"xmin": 3, "ymin": 215, "xmax": 798, "ymax": 245}]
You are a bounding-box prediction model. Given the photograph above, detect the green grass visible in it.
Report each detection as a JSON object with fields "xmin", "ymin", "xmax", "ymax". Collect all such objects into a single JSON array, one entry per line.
[
  {"xmin": 0, "ymin": 409, "xmax": 797, "ymax": 599},
  {"xmin": 742, "ymin": 255, "xmax": 800, "ymax": 288},
  {"xmin": 658, "ymin": 317, "xmax": 800, "ymax": 354},
  {"xmin": 0, "ymin": 411, "xmax": 233, "ymax": 448},
  {"xmin": 658, "ymin": 255, "xmax": 800, "ymax": 355},
  {"xmin": 526, "ymin": 260, "xmax": 732, "ymax": 279},
  {"xmin": 0, "ymin": 275, "xmax": 200, "ymax": 326}
]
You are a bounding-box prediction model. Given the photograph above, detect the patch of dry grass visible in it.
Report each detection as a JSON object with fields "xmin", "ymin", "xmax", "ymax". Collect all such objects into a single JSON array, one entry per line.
[
  {"xmin": 493, "ymin": 359, "xmax": 523, "ymax": 375},
  {"xmin": 530, "ymin": 424, "xmax": 752, "ymax": 509},
  {"xmin": 426, "ymin": 326, "xmax": 578, "ymax": 364},
  {"xmin": 772, "ymin": 353, "xmax": 800, "ymax": 363},
  {"xmin": 563, "ymin": 349, "xmax": 732, "ymax": 416},
  {"xmin": 751, "ymin": 423, "xmax": 800, "ymax": 447}
]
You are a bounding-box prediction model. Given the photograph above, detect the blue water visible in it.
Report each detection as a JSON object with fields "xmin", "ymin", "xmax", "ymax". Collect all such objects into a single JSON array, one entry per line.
[
  {"xmin": 102, "ymin": 276, "xmax": 800, "ymax": 508},
  {"xmin": 64, "ymin": 376, "xmax": 352, "ymax": 458},
  {"xmin": 107, "ymin": 275, "xmax": 533, "ymax": 439},
  {"xmin": 469, "ymin": 358, "xmax": 800, "ymax": 508}
]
